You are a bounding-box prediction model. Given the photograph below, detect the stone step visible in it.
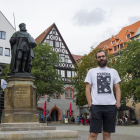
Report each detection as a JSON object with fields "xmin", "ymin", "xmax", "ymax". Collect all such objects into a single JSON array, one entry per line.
[
  {"xmin": 0, "ymin": 126, "xmax": 56, "ymax": 131},
  {"xmin": 0, "ymin": 123, "xmax": 47, "ymax": 128},
  {"xmin": 0, "ymin": 130, "xmax": 78, "ymax": 140}
]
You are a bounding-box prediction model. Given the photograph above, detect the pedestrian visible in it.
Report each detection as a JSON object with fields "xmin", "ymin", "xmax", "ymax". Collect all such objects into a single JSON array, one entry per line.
[
  {"xmin": 86, "ymin": 114, "xmax": 89, "ymax": 125},
  {"xmin": 40, "ymin": 114, "xmax": 44, "ymax": 123},
  {"xmin": 80, "ymin": 114, "xmax": 83, "ymax": 125},
  {"xmin": 85, "ymin": 50, "xmax": 121, "ymax": 140},
  {"xmin": 82, "ymin": 114, "xmax": 85, "ymax": 125},
  {"xmin": 138, "ymin": 115, "xmax": 140, "ymax": 125},
  {"xmin": 77, "ymin": 116, "xmax": 80, "ymax": 124}
]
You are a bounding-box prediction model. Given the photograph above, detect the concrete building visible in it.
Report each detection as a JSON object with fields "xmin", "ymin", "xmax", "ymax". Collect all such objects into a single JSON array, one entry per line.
[
  {"xmin": 0, "ymin": 11, "xmax": 15, "ymax": 122},
  {"xmin": 0, "ymin": 11, "xmax": 15, "ymax": 67}
]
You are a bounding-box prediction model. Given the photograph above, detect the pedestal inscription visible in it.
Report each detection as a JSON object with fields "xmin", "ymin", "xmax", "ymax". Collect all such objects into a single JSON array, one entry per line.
[
  {"xmin": 14, "ymin": 84, "xmax": 30, "ymax": 108},
  {"xmin": 1, "ymin": 76, "xmax": 39, "ymax": 123}
]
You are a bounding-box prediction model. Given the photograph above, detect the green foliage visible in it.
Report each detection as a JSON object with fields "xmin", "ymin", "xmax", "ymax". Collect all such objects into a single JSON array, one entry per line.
[
  {"xmin": 113, "ymin": 40, "xmax": 140, "ymax": 104},
  {"xmin": 32, "ymin": 42, "xmax": 64, "ymax": 101},
  {"xmin": 1, "ymin": 64, "xmax": 10, "ymax": 79},
  {"xmin": 71, "ymin": 49, "xmax": 114, "ymax": 107}
]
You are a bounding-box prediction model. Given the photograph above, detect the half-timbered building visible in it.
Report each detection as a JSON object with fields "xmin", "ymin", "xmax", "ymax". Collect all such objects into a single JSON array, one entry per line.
[{"xmin": 35, "ymin": 23, "xmax": 82, "ymax": 122}]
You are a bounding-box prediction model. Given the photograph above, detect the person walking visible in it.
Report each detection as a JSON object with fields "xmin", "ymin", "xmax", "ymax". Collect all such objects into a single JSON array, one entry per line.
[{"xmin": 85, "ymin": 50, "xmax": 121, "ymax": 140}]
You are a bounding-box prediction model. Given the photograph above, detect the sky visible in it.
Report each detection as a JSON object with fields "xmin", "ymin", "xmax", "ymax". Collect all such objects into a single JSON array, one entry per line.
[{"xmin": 1, "ymin": 0, "xmax": 140, "ymax": 55}]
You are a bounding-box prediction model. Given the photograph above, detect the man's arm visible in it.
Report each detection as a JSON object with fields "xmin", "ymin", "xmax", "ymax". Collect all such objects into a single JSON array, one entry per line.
[
  {"xmin": 85, "ymin": 83, "xmax": 92, "ymax": 107},
  {"xmin": 114, "ymin": 83, "xmax": 121, "ymax": 109}
]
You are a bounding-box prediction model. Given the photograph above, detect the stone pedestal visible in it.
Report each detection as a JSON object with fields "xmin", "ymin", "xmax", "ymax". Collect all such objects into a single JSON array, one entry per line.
[{"xmin": 1, "ymin": 74, "xmax": 39, "ymax": 123}]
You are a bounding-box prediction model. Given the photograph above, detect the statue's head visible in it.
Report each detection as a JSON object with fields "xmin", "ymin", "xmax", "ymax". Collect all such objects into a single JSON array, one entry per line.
[{"xmin": 19, "ymin": 23, "xmax": 27, "ymax": 32}]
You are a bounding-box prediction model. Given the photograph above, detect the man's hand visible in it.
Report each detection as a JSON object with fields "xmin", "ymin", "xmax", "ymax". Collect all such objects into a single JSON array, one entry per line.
[
  {"xmin": 116, "ymin": 102, "xmax": 120, "ymax": 109},
  {"xmin": 114, "ymin": 83, "xmax": 121, "ymax": 109}
]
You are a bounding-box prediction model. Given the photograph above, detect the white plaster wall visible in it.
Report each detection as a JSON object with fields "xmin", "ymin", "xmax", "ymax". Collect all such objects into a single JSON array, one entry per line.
[
  {"xmin": 0, "ymin": 12, "xmax": 15, "ymax": 64},
  {"xmin": 37, "ymin": 84, "xmax": 80, "ymax": 122}
]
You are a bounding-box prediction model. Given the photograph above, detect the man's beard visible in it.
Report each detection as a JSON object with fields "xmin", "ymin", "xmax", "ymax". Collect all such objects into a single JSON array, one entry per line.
[{"xmin": 97, "ymin": 59, "xmax": 107, "ymax": 67}]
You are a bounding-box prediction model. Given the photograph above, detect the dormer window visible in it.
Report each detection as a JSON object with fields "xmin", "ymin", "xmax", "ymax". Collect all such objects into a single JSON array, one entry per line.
[
  {"xmin": 114, "ymin": 46, "xmax": 117, "ymax": 52},
  {"xmin": 120, "ymin": 44, "xmax": 123, "ymax": 49},
  {"xmin": 126, "ymin": 34, "xmax": 131, "ymax": 39},
  {"xmin": 112, "ymin": 40, "xmax": 115, "ymax": 44}
]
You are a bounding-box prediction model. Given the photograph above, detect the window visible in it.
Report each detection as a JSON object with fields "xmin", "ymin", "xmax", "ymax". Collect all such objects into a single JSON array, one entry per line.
[
  {"xmin": 112, "ymin": 40, "xmax": 115, "ymax": 44},
  {"xmin": 68, "ymin": 59, "xmax": 72, "ymax": 63},
  {"xmin": 136, "ymin": 36, "xmax": 139, "ymax": 41},
  {"xmin": 61, "ymin": 70, "xmax": 65, "ymax": 77},
  {"xmin": 65, "ymin": 87, "xmax": 74, "ymax": 99},
  {"xmin": 126, "ymin": 34, "xmax": 131, "ymax": 39},
  {"xmin": 5, "ymin": 48, "xmax": 10, "ymax": 56},
  {"xmin": 120, "ymin": 44, "xmax": 123, "ymax": 49},
  {"xmin": 0, "ymin": 31, "xmax": 6, "ymax": 39},
  {"xmin": 72, "ymin": 71, "xmax": 75, "ymax": 77},
  {"xmin": 114, "ymin": 46, "xmax": 117, "ymax": 51},
  {"xmin": 61, "ymin": 56, "xmax": 65, "ymax": 62},
  {"xmin": 55, "ymin": 41, "xmax": 59, "ymax": 47},
  {"xmin": 67, "ymin": 110, "xmax": 73, "ymax": 116},
  {"xmin": 65, "ymin": 55, "xmax": 68, "ymax": 63},
  {"xmin": 67, "ymin": 71, "xmax": 71, "ymax": 78},
  {"xmin": 50, "ymin": 40, "xmax": 53, "ymax": 46},
  {"xmin": 0, "ymin": 47, "xmax": 3, "ymax": 55},
  {"xmin": 51, "ymin": 93, "xmax": 61, "ymax": 99}
]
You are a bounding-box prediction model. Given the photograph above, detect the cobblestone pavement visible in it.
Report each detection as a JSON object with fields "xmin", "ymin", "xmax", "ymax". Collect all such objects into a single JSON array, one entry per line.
[{"xmin": 46, "ymin": 123, "xmax": 140, "ymax": 140}]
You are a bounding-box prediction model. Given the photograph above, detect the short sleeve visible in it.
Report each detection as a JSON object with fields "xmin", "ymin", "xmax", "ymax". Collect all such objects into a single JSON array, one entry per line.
[
  {"xmin": 84, "ymin": 69, "xmax": 92, "ymax": 85},
  {"xmin": 113, "ymin": 70, "xmax": 121, "ymax": 84}
]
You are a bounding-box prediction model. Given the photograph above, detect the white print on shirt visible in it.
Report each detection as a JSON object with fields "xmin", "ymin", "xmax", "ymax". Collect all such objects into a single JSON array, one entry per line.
[{"xmin": 97, "ymin": 73, "xmax": 111, "ymax": 94}]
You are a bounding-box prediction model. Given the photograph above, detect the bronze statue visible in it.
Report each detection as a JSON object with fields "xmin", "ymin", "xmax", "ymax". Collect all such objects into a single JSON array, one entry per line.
[{"xmin": 9, "ymin": 23, "xmax": 37, "ymax": 73}]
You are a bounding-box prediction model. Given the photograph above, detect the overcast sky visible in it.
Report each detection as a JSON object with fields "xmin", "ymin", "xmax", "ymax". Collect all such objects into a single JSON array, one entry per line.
[{"xmin": 1, "ymin": 0, "xmax": 140, "ymax": 55}]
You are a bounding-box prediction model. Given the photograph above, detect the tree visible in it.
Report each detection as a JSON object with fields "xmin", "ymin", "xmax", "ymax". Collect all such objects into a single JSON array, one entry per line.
[
  {"xmin": 1, "ymin": 64, "xmax": 10, "ymax": 79},
  {"xmin": 113, "ymin": 40, "xmax": 140, "ymax": 104},
  {"xmin": 71, "ymin": 49, "xmax": 114, "ymax": 107},
  {"xmin": 2, "ymin": 42, "xmax": 65, "ymax": 101},
  {"xmin": 32, "ymin": 42, "xmax": 64, "ymax": 101}
]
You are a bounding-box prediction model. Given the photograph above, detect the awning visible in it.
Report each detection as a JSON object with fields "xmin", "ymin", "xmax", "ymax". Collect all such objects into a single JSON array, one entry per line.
[{"xmin": 118, "ymin": 104, "xmax": 135, "ymax": 111}]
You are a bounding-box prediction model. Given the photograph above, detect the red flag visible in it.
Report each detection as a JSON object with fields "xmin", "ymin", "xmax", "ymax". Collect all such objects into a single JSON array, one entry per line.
[
  {"xmin": 43, "ymin": 101, "xmax": 46, "ymax": 116},
  {"xmin": 69, "ymin": 102, "xmax": 72, "ymax": 116}
]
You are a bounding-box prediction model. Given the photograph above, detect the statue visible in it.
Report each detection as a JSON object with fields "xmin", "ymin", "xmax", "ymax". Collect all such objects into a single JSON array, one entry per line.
[{"xmin": 9, "ymin": 23, "xmax": 37, "ymax": 73}]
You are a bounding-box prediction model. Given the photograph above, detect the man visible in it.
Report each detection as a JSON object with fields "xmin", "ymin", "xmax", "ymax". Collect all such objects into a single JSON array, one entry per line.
[
  {"xmin": 10, "ymin": 23, "xmax": 36, "ymax": 73},
  {"xmin": 85, "ymin": 50, "xmax": 121, "ymax": 140}
]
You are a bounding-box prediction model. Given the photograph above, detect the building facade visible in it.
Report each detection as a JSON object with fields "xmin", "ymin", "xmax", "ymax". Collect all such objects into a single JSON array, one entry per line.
[
  {"xmin": 0, "ymin": 11, "xmax": 14, "ymax": 67},
  {"xmin": 35, "ymin": 23, "xmax": 82, "ymax": 122},
  {"xmin": 94, "ymin": 20, "xmax": 140, "ymax": 119},
  {"xmin": 95, "ymin": 20, "xmax": 140, "ymax": 55},
  {"xmin": 0, "ymin": 11, "xmax": 15, "ymax": 122}
]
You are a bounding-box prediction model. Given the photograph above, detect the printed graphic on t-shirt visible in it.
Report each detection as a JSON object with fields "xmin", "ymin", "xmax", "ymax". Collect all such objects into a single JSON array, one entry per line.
[{"xmin": 97, "ymin": 73, "xmax": 111, "ymax": 94}]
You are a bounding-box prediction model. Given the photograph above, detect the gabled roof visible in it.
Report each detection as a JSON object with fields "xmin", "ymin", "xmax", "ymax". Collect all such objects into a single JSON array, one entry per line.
[
  {"xmin": 95, "ymin": 20, "xmax": 140, "ymax": 54},
  {"xmin": 110, "ymin": 35, "xmax": 119, "ymax": 41},
  {"xmin": 35, "ymin": 23, "xmax": 77, "ymax": 64},
  {"xmin": 0, "ymin": 11, "xmax": 15, "ymax": 30},
  {"xmin": 72, "ymin": 54, "xmax": 83, "ymax": 62},
  {"xmin": 95, "ymin": 38, "xmax": 111, "ymax": 50},
  {"xmin": 117, "ymin": 20, "xmax": 140, "ymax": 40},
  {"xmin": 35, "ymin": 23, "xmax": 54, "ymax": 43},
  {"xmin": 124, "ymin": 29, "xmax": 135, "ymax": 35}
]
